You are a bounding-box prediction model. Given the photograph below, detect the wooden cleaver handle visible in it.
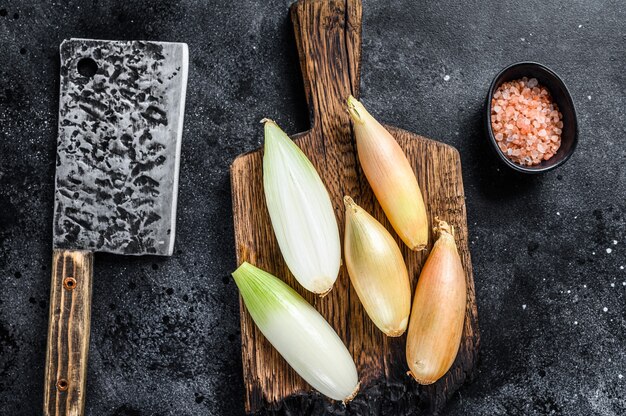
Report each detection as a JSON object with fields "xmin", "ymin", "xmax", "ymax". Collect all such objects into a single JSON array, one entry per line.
[{"xmin": 43, "ymin": 249, "xmax": 94, "ymax": 416}]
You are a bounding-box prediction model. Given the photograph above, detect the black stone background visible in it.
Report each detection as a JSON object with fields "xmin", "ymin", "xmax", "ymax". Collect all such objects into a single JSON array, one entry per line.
[{"xmin": 0, "ymin": 0, "xmax": 625, "ymax": 415}]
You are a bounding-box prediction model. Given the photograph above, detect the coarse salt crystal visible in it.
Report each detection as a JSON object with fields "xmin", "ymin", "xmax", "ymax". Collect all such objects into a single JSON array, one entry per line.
[{"xmin": 490, "ymin": 78, "xmax": 562, "ymax": 166}]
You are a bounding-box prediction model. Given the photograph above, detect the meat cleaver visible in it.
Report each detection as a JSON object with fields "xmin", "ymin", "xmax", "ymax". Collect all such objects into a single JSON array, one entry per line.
[{"xmin": 43, "ymin": 39, "xmax": 188, "ymax": 416}]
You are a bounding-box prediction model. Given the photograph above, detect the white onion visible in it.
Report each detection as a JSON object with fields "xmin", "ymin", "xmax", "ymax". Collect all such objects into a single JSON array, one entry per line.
[
  {"xmin": 232, "ymin": 262, "xmax": 359, "ymax": 401},
  {"xmin": 262, "ymin": 119, "xmax": 341, "ymax": 295}
]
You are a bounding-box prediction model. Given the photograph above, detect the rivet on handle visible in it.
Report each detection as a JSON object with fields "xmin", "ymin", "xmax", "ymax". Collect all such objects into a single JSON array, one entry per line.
[
  {"xmin": 63, "ymin": 277, "xmax": 77, "ymax": 291},
  {"xmin": 56, "ymin": 378, "xmax": 69, "ymax": 391}
]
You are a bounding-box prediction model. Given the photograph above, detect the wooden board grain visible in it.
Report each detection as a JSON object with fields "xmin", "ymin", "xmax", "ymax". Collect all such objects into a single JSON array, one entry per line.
[{"xmin": 230, "ymin": 0, "xmax": 479, "ymax": 414}]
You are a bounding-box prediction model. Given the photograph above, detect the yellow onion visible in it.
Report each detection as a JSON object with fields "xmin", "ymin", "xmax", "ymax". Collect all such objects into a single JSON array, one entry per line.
[
  {"xmin": 343, "ymin": 196, "xmax": 411, "ymax": 336},
  {"xmin": 406, "ymin": 218, "xmax": 466, "ymax": 384},
  {"xmin": 347, "ymin": 96, "xmax": 428, "ymax": 251}
]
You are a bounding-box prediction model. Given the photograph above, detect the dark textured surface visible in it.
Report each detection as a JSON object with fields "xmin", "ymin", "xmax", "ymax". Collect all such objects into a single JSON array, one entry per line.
[
  {"xmin": 0, "ymin": 0, "xmax": 624, "ymax": 415},
  {"xmin": 54, "ymin": 39, "xmax": 187, "ymax": 256}
]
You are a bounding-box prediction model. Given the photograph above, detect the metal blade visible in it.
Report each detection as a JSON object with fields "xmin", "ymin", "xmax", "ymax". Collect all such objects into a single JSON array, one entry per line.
[{"xmin": 52, "ymin": 39, "xmax": 188, "ymax": 256}]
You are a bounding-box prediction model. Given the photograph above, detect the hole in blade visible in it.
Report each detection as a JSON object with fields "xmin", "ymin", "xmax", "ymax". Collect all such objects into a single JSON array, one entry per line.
[{"xmin": 77, "ymin": 57, "xmax": 98, "ymax": 78}]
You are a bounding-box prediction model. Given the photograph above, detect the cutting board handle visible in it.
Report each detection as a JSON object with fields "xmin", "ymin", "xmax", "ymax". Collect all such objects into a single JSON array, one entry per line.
[
  {"xmin": 43, "ymin": 250, "xmax": 93, "ymax": 416},
  {"xmin": 290, "ymin": 0, "xmax": 362, "ymax": 134}
]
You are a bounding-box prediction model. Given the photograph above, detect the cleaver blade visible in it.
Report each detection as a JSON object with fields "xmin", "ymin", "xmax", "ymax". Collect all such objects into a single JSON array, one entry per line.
[
  {"xmin": 44, "ymin": 38, "xmax": 188, "ymax": 416},
  {"xmin": 52, "ymin": 38, "xmax": 188, "ymax": 256}
]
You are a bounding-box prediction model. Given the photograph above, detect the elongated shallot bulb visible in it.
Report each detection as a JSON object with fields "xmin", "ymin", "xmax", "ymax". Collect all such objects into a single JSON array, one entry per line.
[
  {"xmin": 232, "ymin": 262, "xmax": 359, "ymax": 401},
  {"xmin": 406, "ymin": 219, "xmax": 466, "ymax": 385},
  {"xmin": 343, "ymin": 196, "xmax": 411, "ymax": 336},
  {"xmin": 347, "ymin": 96, "xmax": 428, "ymax": 251},
  {"xmin": 262, "ymin": 119, "xmax": 341, "ymax": 295}
]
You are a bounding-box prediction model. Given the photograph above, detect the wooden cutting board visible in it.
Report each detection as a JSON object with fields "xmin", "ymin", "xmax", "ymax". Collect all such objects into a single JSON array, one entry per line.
[{"xmin": 230, "ymin": 0, "xmax": 480, "ymax": 414}]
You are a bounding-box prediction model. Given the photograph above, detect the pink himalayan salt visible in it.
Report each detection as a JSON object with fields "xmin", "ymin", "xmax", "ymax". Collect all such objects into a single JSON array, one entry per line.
[{"xmin": 491, "ymin": 77, "xmax": 563, "ymax": 166}]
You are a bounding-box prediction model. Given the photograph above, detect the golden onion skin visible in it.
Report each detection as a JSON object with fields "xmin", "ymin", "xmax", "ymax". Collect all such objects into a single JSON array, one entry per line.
[
  {"xmin": 347, "ymin": 96, "xmax": 428, "ymax": 251},
  {"xmin": 343, "ymin": 196, "xmax": 411, "ymax": 336},
  {"xmin": 406, "ymin": 219, "xmax": 466, "ymax": 385}
]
